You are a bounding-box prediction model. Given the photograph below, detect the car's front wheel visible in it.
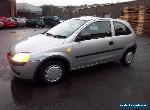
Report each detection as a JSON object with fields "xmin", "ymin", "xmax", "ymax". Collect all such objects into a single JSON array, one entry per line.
[
  {"xmin": 120, "ymin": 50, "xmax": 135, "ymax": 66},
  {"xmin": 38, "ymin": 61, "xmax": 66, "ymax": 85}
]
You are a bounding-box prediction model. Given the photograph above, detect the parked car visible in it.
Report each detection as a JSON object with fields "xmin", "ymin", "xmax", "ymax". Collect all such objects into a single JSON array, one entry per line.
[
  {"xmin": 0, "ymin": 22, "xmax": 4, "ymax": 29},
  {"xmin": 0, "ymin": 17, "xmax": 16, "ymax": 28},
  {"xmin": 43, "ymin": 16, "xmax": 60, "ymax": 27},
  {"xmin": 26, "ymin": 19, "xmax": 36, "ymax": 27},
  {"xmin": 7, "ymin": 16, "xmax": 137, "ymax": 85},
  {"xmin": 26, "ymin": 19, "xmax": 45, "ymax": 28},
  {"xmin": 12, "ymin": 18, "xmax": 26, "ymax": 27},
  {"xmin": 37, "ymin": 19, "xmax": 45, "ymax": 28}
]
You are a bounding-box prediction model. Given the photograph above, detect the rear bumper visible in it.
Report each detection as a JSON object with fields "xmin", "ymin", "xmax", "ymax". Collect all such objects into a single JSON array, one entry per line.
[{"xmin": 4, "ymin": 25, "xmax": 16, "ymax": 28}]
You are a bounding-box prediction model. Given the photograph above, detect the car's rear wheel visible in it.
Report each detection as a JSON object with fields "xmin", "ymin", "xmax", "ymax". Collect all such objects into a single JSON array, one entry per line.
[
  {"xmin": 120, "ymin": 50, "xmax": 135, "ymax": 66},
  {"xmin": 38, "ymin": 61, "xmax": 66, "ymax": 85}
]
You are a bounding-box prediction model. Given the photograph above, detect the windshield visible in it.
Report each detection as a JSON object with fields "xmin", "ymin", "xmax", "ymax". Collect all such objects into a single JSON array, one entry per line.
[{"xmin": 46, "ymin": 19, "xmax": 86, "ymax": 38}]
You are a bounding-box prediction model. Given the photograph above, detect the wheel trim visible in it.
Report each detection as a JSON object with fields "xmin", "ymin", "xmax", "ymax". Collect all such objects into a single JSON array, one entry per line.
[
  {"xmin": 44, "ymin": 65, "xmax": 62, "ymax": 82},
  {"xmin": 126, "ymin": 52, "xmax": 134, "ymax": 64}
]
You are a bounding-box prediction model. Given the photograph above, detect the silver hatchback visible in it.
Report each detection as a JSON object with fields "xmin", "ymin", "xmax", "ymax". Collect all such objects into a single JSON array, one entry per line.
[{"xmin": 7, "ymin": 16, "xmax": 137, "ymax": 85}]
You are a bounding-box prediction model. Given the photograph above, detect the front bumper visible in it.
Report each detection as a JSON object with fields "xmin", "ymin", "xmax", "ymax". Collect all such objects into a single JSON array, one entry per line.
[
  {"xmin": 7, "ymin": 51, "xmax": 40, "ymax": 79},
  {"xmin": 9, "ymin": 61, "xmax": 40, "ymax": 79}
]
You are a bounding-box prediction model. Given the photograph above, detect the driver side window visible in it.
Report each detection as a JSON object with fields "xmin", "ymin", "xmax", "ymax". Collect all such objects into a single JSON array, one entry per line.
[{"xmin": 79, "ymin": 21, "xmax": 112, "ymax": 39}]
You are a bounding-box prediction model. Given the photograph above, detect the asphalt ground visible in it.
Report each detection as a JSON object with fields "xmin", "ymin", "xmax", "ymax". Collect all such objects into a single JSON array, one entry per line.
[{"xmin": 0, "ymin": 28, "xmax": 150, "ymax": 110}]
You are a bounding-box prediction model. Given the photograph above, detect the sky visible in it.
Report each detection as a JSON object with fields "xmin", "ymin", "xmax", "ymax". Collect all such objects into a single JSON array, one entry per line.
[{"xmin": 16, "ymin": 0, "xmax": 135, "ymax": 6}]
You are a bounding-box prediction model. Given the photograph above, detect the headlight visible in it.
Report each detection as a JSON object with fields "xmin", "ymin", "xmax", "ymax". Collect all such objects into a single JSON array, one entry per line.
[{"xmin": 12, "ymin": 52, "xmax": 31, "ymax": 63}]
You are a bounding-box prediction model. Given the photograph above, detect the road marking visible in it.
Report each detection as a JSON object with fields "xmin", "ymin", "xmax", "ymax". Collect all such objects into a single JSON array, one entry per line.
[
  {"xmin": 10, "ymin": 31, "xmax": 16, "ymax": 33},
  {"xmin": 0, "ymin": 66, "xmax": 10, "ymax": 71}
]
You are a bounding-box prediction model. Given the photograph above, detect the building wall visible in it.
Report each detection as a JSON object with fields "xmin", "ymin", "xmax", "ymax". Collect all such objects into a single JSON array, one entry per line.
[
  {"xmin": 10, "ymin": 0, "xmax": 17, "ymax": 17},
  {"xmin": 0, "ymin": 0, "xmax": 16, "ymax": 17},
  {"xmin": 78, "ymin": 0, "xmax": 150, "ymax": 19},
  {"xmin": 0, "ymin": 0, "xmax": 11, "ymax": 16},
  {"xmin": 16, "ymin": 3, "xmax": 42, "ymax": 18},
  {"xmin": 17, "ymin": 11, "xmax": 39, "ymax": 19}
]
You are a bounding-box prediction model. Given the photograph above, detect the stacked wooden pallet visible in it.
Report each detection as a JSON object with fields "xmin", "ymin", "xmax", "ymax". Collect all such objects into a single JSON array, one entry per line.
[
  {"xmin": 120, "ymin": 6, "xmax": 150, "ymax": 36},
  {"xmin": 136, "ymin": 6, "xmax": 150, "ymax": 35},
  {"xmin": 120, "ymin": 6, "xmax": 139, "ymax": 31}
]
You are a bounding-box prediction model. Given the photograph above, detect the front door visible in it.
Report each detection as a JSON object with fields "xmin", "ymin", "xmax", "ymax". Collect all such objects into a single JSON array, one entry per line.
[{"xmin": 72, "ymin": 21, "xmax": 114, "ymax": 69}]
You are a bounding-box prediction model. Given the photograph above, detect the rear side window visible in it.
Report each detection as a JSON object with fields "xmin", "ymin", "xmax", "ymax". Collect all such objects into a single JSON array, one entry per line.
[{"xmin": 113, "ymin": 21, "xmax": 131, "ymax": 36}]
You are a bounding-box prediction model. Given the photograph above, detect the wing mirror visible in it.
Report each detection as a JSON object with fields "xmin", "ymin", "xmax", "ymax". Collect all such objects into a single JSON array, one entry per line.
[{"xmin": 75, "ymin": 33, "xmax": 91, "ymax": 42}]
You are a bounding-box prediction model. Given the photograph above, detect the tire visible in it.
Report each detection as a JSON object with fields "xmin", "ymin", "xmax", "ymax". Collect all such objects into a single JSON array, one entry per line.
[
  {"xmin": 38, "ymin": 61, "xmax": 66, "ymax": 85},
  {"xmin": 120, "ymin": 49, "xmax": 135, "ymax": 66}
]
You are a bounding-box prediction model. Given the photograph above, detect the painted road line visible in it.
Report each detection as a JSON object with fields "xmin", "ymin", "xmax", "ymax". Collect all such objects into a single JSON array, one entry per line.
[{"xmin": 0, "ymin": 66, "xmax": 10, "ymax": 71}]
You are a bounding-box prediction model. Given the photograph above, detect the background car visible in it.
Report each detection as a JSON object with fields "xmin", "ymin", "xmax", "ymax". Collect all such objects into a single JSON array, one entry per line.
[
  {"xmin": 12, "ymin": 18, "xmax": 26, "ymax": 27},
  {"xmin": 0, "ymin": 17, "xmax": 16, "ymax": 28},
  {"xmin": 43, "ymin": 16, "xmax": 60, "ymax": 27},
  {"xmin": 0, "ymin": 21, "xmax": 4, "ymax": 30},
  {"xmin": 36, "ymin": 19, "xmax": 45, "ymax": 28},
  {"xmin": 26, "ymin": 19, "xmax": 45, "ymax": 28}
]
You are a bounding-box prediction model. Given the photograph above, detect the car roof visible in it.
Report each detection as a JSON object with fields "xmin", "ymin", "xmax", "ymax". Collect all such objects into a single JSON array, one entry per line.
[
  {"xmin": 74, "ymin": 16, "xmax": 114, "ymax": 21},
  {"xmin": 74, "ymin": 16, "xmax": 129, "ymax": 23},
  {"xmin": 74, "ymin": 16, "xmax": 130, "ymax": 27}
]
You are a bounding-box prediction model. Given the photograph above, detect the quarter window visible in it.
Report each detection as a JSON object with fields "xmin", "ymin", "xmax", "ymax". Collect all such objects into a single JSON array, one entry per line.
[
  {"xmin": 80, "ymin": 21, "xmax": 112, "ymax": 39},
  {"xmin": 113, "ymin": 21, "xmax": 131, "ymax": 36}
]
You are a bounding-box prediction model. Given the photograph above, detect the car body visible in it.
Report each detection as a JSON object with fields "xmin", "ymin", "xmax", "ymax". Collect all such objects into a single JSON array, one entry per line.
[
  {"xmin": 37, "ymin": 19, "xmax": 45, "ymax": 28},
  {"xmin": 26, "ymin": 19, "xmax": 37, "ymax": 27},
  {"xmin": 12, "ymin": 18, "xmax": 26, "ymax": 27},
  {"xmin": 0, "ymin": 17, "xmax": 16, "ymax": 28},
  {"xmin": 43, "ymin": 16, "xmax": 60, "ymax": 27},
  {"xmin": 7, "ymin": 16, "xmax": 137, "ymax": 85},
  {"xmin": 0, "ymin": 21, "xmax": 4, "ymax": 29},
  {"xmin": 26, "ymin": 19, "xmax": 45, "ymax": 28}
]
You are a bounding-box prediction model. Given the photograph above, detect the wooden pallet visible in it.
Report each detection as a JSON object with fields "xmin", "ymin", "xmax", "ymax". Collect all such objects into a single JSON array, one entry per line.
[{"xmin": 120, "ymin": 5, "xmax": 150, "ymax": 36}]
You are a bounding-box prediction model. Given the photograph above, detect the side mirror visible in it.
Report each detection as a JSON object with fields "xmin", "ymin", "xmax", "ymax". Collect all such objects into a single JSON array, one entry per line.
[{"xmin": 75, "ymin": 33, "xmax": 91, "ymax": 42}]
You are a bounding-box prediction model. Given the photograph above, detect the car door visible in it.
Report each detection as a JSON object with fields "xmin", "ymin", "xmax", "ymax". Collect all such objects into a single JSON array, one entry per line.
[{"xmin": 72, "ymin": 21, "xmax": 114, "ymax": 69}]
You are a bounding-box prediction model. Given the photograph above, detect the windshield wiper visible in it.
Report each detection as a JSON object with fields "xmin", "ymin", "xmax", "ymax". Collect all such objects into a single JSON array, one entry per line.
[
  {"xmin": 45, "ymin": 33, "xmax": 66, "ymax": 39},
  {"xmin": 53, "ymin": 35, "xmax": 67, "ymax": 39},
  {"xmin": 45, "ymin": 33, "xmax": 53, "ymax": 36}
]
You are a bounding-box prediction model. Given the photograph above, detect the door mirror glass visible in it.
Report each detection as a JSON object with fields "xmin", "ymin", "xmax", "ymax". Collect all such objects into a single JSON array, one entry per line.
[{"xmin": 75, "ymin": 33, "xmax": 91, "ymax": 42}]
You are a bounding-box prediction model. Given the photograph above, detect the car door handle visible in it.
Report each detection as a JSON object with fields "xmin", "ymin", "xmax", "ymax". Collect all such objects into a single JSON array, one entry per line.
[{"xmin": 109, "ymin": 41, "xmax": 114, "ymax": 45}]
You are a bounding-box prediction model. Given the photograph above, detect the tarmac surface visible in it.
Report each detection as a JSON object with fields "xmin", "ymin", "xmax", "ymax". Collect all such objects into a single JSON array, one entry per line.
[{"xmin": 0, "ymin": 28, "xmax": 150, "ymax": 110}]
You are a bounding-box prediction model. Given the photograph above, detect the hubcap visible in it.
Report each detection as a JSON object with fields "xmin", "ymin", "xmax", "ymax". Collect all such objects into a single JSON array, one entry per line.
[
  {"xmin": 44, "ymin": 65, "xmax": 62, "ymax": 82},
  {"xmin": 126, "ymin": 52, "xmax": 134, "ymax": 64}
]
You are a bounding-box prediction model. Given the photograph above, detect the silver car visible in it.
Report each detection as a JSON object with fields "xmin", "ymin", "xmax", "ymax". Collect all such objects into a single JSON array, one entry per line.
[{"xmin": 7, "ymin": 16, "xmax": 137, "ymax": 85}]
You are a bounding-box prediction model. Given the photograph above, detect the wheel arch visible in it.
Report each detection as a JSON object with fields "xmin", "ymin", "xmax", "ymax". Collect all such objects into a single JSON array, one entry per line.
[
  {"xmin": 123, "ymin": 43, "xmax": 137, "ymax": 56},
  {"xmin": 34, "ymin": 55, "xmax": 71, "ymax": 80},
  {"xmin": 126, "ymin": 43, "xmax": 137, "ymax": 53}
]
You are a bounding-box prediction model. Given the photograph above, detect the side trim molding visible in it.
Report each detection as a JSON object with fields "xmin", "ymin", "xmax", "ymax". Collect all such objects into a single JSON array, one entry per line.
[{"xmin": 75, "ymin": 47, "xmax": 124, "ymax": 58}]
